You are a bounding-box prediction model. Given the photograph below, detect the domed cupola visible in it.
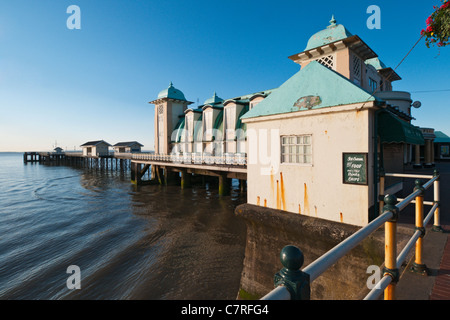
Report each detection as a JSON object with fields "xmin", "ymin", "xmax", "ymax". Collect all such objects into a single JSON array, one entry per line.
[
  {"xmin": 157, "ymin": 82, "xmax": 187, "ymax": 101},
  {"xmin": 304, "ymin": 15, "xmax": 353, "ymax": 51},
  {"xmin": 288, "ymin": 15, "xmax": 378, "ymax": 82},
  {"xmin": 149, "ymin": 82, "xmax": 192, "ymax": 155},
  {"xmin": 203, "ymin": 92, "xmax": 223, "ymax": 105}
]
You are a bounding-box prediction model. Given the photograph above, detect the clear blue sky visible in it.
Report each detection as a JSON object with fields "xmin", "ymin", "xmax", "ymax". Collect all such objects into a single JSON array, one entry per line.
[{"xmin": 0, "ymin": 0, "xmax": 449, "ymax": 152}]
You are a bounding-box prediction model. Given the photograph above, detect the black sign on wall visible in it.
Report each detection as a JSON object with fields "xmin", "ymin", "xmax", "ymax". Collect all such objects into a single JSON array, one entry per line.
[{"xmin": 343, "ymin": 153, "xmax": 368, "ymax": 185}]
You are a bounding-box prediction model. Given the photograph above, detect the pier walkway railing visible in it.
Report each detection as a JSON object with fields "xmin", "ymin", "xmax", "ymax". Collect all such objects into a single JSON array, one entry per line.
[
  {"xmin": 131, "ymin": 152, "xmax": 247, "ymax": 166},
  {"xmin": 29, "ymin": 151, "xmax": 247, "ymax": 167},
  {"xmin": 262, "ymin": 170, "xmax": 441, "ymax": 300}
]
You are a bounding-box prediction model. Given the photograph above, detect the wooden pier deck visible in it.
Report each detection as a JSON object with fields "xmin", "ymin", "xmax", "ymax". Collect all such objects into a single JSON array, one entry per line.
[{"xmin": 24, "ymin": 151, "xmax": 134, "ymax": 170}]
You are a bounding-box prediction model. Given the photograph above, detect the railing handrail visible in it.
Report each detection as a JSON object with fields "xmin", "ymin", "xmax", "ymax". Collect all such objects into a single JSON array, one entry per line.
[
  {"xmin": 263, "ymin": 170, "xmax": 441, "ymax": 300},
  {"xmin": 363, "ymin": 275, "xmax": 392, "ymax": 300},
  {"xmin": 303, "ymin": 210, "xmax": 394, "ymax": 283},
  {"xmin": 384, "ymin": 173, "xmax": 433, "ymax": 179},
  {"xmin": 364, "ymin": 200, "xmax": 440, "ymax": 300},
  {"xmin": 261, "ymin": 285, "xmax": 291, "ymax": 300}
]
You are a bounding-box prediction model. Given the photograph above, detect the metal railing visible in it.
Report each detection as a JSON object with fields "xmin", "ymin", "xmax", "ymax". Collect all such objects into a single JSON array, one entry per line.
[
  {"xmin": 262, "ymin": 169, "xmax": 442, "ymax": 300},
  {"xmin": 112, "ymin": 152, "xmax": 134, "ymax": 159},
  {"xmin": 130, "ymin": 152, "xmax": 247, "ymax": 166}
]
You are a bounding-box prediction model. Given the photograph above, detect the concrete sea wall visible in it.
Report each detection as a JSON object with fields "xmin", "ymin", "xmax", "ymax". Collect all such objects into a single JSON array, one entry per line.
[{"xmin": 235, "ymin": 203, "xmax": 412, "ymax": 300}]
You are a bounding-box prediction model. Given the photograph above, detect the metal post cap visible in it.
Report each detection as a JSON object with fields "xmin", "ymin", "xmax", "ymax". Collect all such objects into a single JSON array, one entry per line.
[
  {"xmin": 383, "ymin": 194, "xmax": 399, "ymax": 220},
  {"xmin": 280, "ymin": 245, "xmax": 304, "ymax": 271},
  {"xmin": 384, "ymin": 194, "xmax": 398, "ymax": 206},
  {"xmin": 414, "ymin": 179, "xmax": 425, "ymax": 192}
]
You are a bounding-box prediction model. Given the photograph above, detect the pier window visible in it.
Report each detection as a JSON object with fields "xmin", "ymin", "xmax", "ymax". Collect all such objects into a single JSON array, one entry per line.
[
  {"xmin": 316, "ymin": 55, "xmax": 334, "ymax": 70},
  {"xmin": 157, "ymin": 105, "xmax": 165, "ymax": 154},
  {"xmin": 186, "ymin": 114, "xmax": 193, "ymax": 142},
  {"xmin": 225, "ymin": 107, "xmax": 235, "ymax": 140},
  {"xmin": 204, "ymin": 111, "xmax": 213, "ymax": 141},
  {"xmin": 281, "ymin": 135, "xmax": 312, "ymax": 164},
  {"xmin": 352, "ymin": 54, "xmax": 362, "ymax": 86},
  {"xmin": 369, "ymin": 77, "xmax": 377, "ymax": 92}
]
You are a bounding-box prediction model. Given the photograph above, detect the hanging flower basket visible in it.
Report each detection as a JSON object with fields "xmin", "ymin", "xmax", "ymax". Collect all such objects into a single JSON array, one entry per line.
[{"xmin": 421, "ymin": 0, "xmax": 450, "ymax": 47}]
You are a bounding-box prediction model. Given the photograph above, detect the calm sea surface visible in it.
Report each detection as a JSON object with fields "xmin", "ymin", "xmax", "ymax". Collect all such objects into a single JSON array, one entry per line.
[{"xmin": 0, "ymin": 153, "xmax": 247, "ymax": 299}]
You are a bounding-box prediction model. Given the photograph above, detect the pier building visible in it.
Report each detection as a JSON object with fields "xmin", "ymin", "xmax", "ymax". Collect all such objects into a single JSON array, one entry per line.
[
  {"xmin": 150, "ymin": 17, "xmax": 434, "ymax": 227},
  {"xmin": 80, "ymin": 140, "xmax": 112, "ymax": 157},
  {"xmin": 113, "ymin": 141, "xmax": 144, "ymax": 154},
  {"xmin": 24, "ymin": 17, "xmax": 442, "ymax": 226},
  {"xmin": 434, "ymin": 131, "xmax": 450, "ymax": 160}
]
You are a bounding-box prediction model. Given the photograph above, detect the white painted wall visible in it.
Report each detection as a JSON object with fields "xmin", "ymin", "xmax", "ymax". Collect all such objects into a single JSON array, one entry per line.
[
  {"xmin": 96, "ymin": 144, "xmax": 109, "ymax": 156},
  {"xmin": 244, "ymin": 105, "xmax": 374, "ymax": 227}
]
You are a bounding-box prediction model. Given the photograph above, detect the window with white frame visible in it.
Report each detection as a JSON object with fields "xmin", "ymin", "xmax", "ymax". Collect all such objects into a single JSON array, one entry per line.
[{"xmin": 281, "ymin": 135, "xmax": 312, "ymax": 164}]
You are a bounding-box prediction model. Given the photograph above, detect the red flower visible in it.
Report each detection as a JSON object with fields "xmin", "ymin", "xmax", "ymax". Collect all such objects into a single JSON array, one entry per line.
[
  {"xmin": 426, "ymin": 25, "xmax": 433, "ymax": 32},
  {"xmin": 426, "ymin": 16, "xmax": 433, "ymax": 25}
]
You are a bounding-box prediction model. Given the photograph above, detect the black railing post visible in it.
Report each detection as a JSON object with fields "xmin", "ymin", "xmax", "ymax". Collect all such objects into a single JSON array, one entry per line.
[{"xmin": 274, "ymin": 245, "xmax": 310, "ymax": 300}]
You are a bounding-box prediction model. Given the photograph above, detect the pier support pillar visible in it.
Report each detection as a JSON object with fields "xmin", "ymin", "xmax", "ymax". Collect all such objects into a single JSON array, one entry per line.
[
  {"xmin": 164, "ymin": 168, "xmax": 179, "ymax": 186},
  {"xmin": 239, "ymin": 179, "xmax": 247, "ymax": 193},
  {"xmin": 219, "ymin": 174, "xmax": 230, "ymax": 196},
  {"xmin": 154, "ymin": 166, "xmax": 163, "ymax": 185},
  {"xmin": 131, "ymin": 162, "xmax": 141, "ymax": 185},
  {"xmin": 181, "ymin": 170, "xmax": 192, "ymax": 189}
]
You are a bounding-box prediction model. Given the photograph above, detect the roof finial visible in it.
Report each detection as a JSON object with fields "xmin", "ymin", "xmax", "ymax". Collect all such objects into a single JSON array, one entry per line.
[
  {"xmin": 329, "ymin": 14, "xmax": 337, "ymax": 27},
  {"xmin": 169, "ymin": 81, "xmax": 173, "ymax": 87}
]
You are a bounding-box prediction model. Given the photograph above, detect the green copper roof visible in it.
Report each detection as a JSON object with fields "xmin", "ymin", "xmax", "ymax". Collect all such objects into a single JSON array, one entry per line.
[
  {"xmin": 304, "ymin": 16, "xmax": 353, "ymax": 51},
  {"xmin": 213, "ymin": 109, "xmax": 224, "ymax": 131},
  {"xmin": 204, "ymin": 92, "xmax": 223, "ymax": 105},
  {"xmin": 241, "ymin": 60, "xmax": 380, "ymax": 120},
  {"xmin": 235, "ymin": 105, "xmax": 249, "ymax": 140},
  {"xmin": 185, "ymin": 107, "xmax": 203, "ymax": 113},
  {"xmin": 365, "ymin": 57, "xmax": 387, "ymax": 70},
  {"xmin": 435, "ymin": 131, "xmax": 450, "ymax": 143},
  {"xmin": 172, "ymin": 116, "xmax": 186, "ymax": 143},
  {"xmin": 157, "ymin": 82, "xmax": 187, "ymax": 101}
]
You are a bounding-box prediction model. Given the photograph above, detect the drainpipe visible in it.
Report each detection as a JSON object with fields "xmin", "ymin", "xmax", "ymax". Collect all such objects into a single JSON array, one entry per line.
[
  {"xmin": 373, "ymin": 103, "xmax": 386, "ymax": 220},
  {"xmin": 373, "ymin": 109, "xmax": 379, "ymax": 220}
]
